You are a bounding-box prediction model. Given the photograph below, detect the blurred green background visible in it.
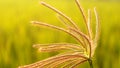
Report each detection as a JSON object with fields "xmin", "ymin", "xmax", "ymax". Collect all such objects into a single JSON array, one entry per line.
[{"xmin": 0, "ymin": 0, "xmax": 120, "ymax": 68}]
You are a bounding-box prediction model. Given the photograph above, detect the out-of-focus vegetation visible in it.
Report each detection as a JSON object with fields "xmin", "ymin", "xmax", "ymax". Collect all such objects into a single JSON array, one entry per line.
[{"xmin": 0, "ymin": 0, "xmax": 120, "ymax": 68}]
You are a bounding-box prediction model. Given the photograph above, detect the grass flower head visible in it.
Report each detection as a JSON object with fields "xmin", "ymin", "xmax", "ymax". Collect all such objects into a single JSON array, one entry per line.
[{"xmin": 19, "ymin": 0, "xmax": 100, "ymax": 68}]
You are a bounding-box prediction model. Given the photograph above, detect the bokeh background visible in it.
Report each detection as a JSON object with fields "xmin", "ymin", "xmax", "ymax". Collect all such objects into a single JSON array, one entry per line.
[{"xmin": 0, "ymin": 0, "xmax": 120, "ymax": 68}]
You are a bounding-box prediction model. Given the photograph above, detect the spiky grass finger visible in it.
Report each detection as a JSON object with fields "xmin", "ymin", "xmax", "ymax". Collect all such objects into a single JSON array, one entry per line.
[
  {"xmin": 75, "ymin": 0, "xmax": 87, "ymax": 24},
  {"xmin": 75, "ymin": 0, "xmax": 91, "ymax": 36},
  {"xmin": 91, "ymin": 7, "xmax": 100, "ymax": 57},
  {"xmin": 94, "ymin": 7, "xmax": 100, "ymax": 44},
  {"xmin": 87, "ymin": 9, "xmax": 92, "ymax": 57},
  {"xmin": 33, "ymin": 43, "xmax": 84, "ymax": 52},
  {"xmin": 40, "ymin": 1, "xmax": 79, "ymax": 30}
]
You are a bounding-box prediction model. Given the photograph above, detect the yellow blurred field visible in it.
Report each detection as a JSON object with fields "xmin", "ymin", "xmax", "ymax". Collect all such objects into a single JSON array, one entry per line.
[{"xmin": 0, "ymin": 0, "xmax": 120, "ymax": 68}]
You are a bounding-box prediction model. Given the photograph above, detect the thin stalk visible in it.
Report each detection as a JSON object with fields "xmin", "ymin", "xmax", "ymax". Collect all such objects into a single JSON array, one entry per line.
[{"xmin": 88, "ymin": 59, "xmax": 93, "ymax": 68}]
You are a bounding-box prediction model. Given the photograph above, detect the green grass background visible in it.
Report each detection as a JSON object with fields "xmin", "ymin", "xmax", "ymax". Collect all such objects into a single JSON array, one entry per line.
[{"xmin": 0, "ymin": 0, "xmax": 120, "ymax": 68}]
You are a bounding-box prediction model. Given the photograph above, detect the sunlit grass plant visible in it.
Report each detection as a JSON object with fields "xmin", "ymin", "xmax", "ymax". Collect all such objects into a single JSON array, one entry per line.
[{"xmin": 19, "ymin": 0, "xmax": 100, "ymax": 68}]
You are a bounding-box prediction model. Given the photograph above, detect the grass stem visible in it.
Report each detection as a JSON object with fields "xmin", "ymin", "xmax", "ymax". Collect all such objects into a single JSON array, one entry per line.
[{"xmin": 88, "ymin": 59, "xmax": 93, "ymax": 68}]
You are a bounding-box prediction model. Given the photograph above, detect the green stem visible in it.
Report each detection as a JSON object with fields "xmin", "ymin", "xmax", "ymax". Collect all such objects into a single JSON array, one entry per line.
[{"xmin": 88, "ymin": 59, "xmax": 93, "ymax": 68}]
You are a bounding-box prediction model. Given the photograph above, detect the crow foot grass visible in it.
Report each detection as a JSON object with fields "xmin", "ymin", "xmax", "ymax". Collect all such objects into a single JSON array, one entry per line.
[{"xmin": 19, "ymin": 0, "xmax": 100, "ymax": 68}]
